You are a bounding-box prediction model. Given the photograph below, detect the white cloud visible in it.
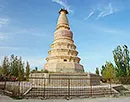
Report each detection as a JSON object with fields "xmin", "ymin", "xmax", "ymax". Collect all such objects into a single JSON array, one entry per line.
[
  {"xmin": 0, "ymin": 32, "xmax": 11, "ymax": 40},
  {"xmin": 84, "ymin": 11, "xmax": 94, "ymax": 20},
  {"xmin": 96, "ymin": 3, "xmax": 118, "ymax": 19},
  {"xmin": 0, "ymin": 18, "xmax": 9, "ymax": 28},
  {"xmin": 52, "ymin": 0, "xmax": 73, "ymax": 13},
  {"xmin": 85, "ymin": 2, "xmax": 121, "ymax": 20}
]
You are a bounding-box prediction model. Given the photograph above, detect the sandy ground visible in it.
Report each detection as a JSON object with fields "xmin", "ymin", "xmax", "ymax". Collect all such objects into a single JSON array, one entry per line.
[{"xmin": 0, "ymin": 95, "xmax": 130, "ymax": 102}]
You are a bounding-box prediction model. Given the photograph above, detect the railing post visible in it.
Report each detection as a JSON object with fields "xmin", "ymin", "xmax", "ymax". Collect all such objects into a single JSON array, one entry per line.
[
  {"xmin": 4, "ymin": 79, "xmax": 6, "ymax": 90},
  {"xmin": 44, "ymin": 78, "xmax": 46, "ymax": 98},
  {"xmin": 3, "ymin": 78, "xmax": 6, "ymax": 95},
  {"xmin": 68, "ymin": 78, "xmax": 70, "ymax": 99},
  {"xmin": 110, "ymin": 78, "xmax": 112, "ymax": 96},
  {"xmin": 90, "ymin": 78, "xmax": 92, "ymax": 97},
  {"xmin": 18, "ymin": 81, "xmax": 21, "ymax": 97}
]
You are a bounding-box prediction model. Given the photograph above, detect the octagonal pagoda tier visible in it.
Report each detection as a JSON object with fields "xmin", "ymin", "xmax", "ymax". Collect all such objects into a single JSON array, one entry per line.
[{"xmin": 44, "ymin": 9, "xmax": 84, "ymax": 73}]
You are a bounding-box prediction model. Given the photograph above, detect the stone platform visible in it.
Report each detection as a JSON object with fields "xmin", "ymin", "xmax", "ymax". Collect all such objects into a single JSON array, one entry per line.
[{"xmin": 29, "ymin": 72, "xmax": 100, "ymax": 86}]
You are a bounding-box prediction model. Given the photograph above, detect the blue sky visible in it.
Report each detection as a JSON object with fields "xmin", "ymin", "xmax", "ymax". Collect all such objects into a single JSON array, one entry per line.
[{"xmin": 0, "ymin": 0, "xmax": 130, "ymax": 72}]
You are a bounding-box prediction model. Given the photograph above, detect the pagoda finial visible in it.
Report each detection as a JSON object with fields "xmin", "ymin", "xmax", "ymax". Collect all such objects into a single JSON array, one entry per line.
[
  {"xmin": 59, "ymin": 8, "xmax": 68, "ymax": 14},
  {"xmin": 56, "ymin": 8, "xmax": 70, "ymax": 30}
]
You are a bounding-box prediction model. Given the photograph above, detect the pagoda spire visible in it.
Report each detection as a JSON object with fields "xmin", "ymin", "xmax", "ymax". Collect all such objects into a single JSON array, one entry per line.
[{"xmin": 56, "ymin": 9, "xmax": 70, "ymax": 30}]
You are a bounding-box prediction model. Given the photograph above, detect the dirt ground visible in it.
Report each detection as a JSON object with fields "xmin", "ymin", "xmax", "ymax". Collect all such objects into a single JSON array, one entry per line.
[{"xmin": 0, "ymin": 95, "xmax": 130, "ymax": 102}]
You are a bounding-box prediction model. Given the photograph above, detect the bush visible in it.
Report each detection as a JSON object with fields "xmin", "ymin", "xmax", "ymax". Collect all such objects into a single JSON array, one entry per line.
[
  {"xmin": 118, "ymin": 77, "xmax": 130, "ymax": 84},
  {"xmin": 43, "ymin": 69, "xmax": 48, "ymax": 73}
]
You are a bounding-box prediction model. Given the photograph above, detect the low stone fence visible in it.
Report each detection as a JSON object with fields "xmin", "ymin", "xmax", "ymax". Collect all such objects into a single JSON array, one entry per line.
[
  {"xmin": 0, "ymin": 78, "xmax": 123, "ymax": 99},
  {"xmin": 5, "ymin": 81, "xmax": 31, "ymax": 95},
  {"xmin": 0, "ymin": 82, "xmax": 5, "ymax": 89}
]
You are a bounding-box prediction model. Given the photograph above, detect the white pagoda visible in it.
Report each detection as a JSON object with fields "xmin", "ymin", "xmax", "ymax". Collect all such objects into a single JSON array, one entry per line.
[{"xmin": 44, "ymin": 9, "xmax": 84, "ymax": 73}]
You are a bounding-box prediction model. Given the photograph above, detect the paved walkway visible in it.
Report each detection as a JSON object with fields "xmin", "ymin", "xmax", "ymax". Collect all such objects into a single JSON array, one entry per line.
[{"xmin": 0, "ymin": 95, "xmax": 130, "ymax": 102}]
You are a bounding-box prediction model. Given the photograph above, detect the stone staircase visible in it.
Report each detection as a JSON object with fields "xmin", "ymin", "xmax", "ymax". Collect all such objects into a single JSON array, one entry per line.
[
  {"xmin": 24, "ymin": 86, "xmax": 118, "ymax": 99},
  {"xmin": 113, "ymin": 85, "xmax": 130, "ymax": 96}
]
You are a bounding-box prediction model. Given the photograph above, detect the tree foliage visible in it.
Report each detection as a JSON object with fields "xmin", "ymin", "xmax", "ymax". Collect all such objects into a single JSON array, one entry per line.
[
  {"xmin": 26, "ymin": 61, "xmax": 30, "ymax": 81},
  {"xmin": 10, "ymin": 55, "xmax": 19, "ymax": 77},
  {"xmin": 43, "ymin": 69, "xmax": 49, "ymax": 73},
  {"xmin": 0, "ymin": 66, "xmax": 3, "ymax": 75},
  {"xmin": 2, "ymin": 56, "xmax": 10, "ymax": 76},
  {"xmin": 18, "ymin": 57, "xmax": 24, "ymax": 81},
  {"xmin": 0, "ymin": 54, "xmax": 30, "ymax": 81},
  {"xmin": 101, "ymin": 61, "xmax": 116, "ymax": 79},
  {"xmin": 113, "ymin": 45, "xmax": 130, "ymax": 77},
  {"xmin": 95, "ymin": 67, "xmax": 99, "ymax": 76},
  {"xmin": 101, "ymin": 65, "xmax": 105, "ymax": 76}
]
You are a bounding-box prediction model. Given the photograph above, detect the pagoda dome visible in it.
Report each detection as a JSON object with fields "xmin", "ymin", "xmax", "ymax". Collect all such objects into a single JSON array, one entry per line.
[{"xmin": 54, "ymin": 28, "xmax": 73, "ymax": 39}]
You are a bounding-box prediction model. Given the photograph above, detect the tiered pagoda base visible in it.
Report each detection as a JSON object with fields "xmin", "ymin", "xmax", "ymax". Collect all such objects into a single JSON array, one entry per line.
[{"xmin": 44, "ymin": 62, "xmax": 84, "ymax": 73}]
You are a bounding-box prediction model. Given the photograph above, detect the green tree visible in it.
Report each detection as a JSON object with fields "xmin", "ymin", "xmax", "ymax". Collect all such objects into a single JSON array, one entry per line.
[
  {"xmin": 26, "ymin": 61, "xmax": 30, "ymax": 81},
  {"xmin": 10, "ymin": 55, "xmax": 19, "ymax": 77},
  {"xmin": 21, "ymin": 62, "xmax": 24, "ymax": 80},
  {"xmin": 13, "ymin": 56, "xmax": 19, "ymax": 77},
  {"xmin": 35, "ymin": 67, "xmax": 38, "ymax": 71},
  {"xmin": 0, "ymin": 66, "xmax": 3, "ymax": 75},
  {"xmin": 1, "ymin": 54, "xmax": 31, "ymax": 80},
  {"xmin": 95, "ymin": 67, "xmax": 99, "ymax": 76},
  {"xmin": 18, "ymin": 57, "xmax": 24, "ymax": 81},
  {"xmin": 101, "ymin": 65, "xmax": 105, "ymax": 76},
  {"xmin": 2, "ymin": 56, "xmax": 10, "ymax": 76},
  {"xmin": 123, "ymin": 45, "xmax": 130, "ymax": 76},
  {"xmin": 43, "ymin": 69, "xmax": 48, "ymax": 73},
  {"xmin": 9, "ymin": 55, "xmax": 25, "ymax": 80},
  {"xmin": 113, "ymin": 45, "xmax": 130, "ymax": 77},
  {"xmin": 10, "ymin": 54, "xmax": 14, "ymax": 76},
  {"xmin": 101, "ymin": 61, "xmax": 116, "ymax": 79}
]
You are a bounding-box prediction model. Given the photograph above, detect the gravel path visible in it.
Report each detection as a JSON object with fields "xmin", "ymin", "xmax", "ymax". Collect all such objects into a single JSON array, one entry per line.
[{"xmin": 0, "ymin": 95, "xmax": 130, "ymax": 102}]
